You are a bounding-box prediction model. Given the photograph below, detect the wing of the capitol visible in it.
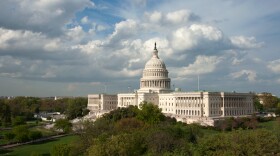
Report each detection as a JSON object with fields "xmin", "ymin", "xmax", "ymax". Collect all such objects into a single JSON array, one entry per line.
[{"xmin": 87, "ymin": 43, "xmax": 254, "ymax": 126}]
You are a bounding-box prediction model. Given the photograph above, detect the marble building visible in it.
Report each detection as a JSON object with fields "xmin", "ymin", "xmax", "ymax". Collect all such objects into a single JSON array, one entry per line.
[{"xmin": 88, "ymin": 43, "xmax": 254, "ymax": 126}]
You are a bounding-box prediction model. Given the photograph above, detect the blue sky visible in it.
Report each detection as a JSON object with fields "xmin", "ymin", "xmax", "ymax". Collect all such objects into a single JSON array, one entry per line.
[{"xmin": 0, "ymin": 0, "xmax": 279, "ymax": 97}]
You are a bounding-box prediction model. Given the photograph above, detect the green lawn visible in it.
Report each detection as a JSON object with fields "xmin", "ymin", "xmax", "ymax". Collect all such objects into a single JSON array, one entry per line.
[
  {"xmin": 1, "ymin": 135, "xmax": 79, "ymax": 156},
  {"xmin": 258, "ymin": 119, "xmax": 280, "ymax": 133}
]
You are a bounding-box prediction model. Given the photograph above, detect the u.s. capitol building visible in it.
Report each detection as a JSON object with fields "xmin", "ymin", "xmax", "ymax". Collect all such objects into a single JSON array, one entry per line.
[{"xmin": 87, "ymin": 43, "xmax": 254, "ymax": 126}]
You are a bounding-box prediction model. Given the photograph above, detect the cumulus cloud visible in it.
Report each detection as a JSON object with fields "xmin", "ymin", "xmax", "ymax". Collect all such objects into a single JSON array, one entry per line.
[
  {"xmin": 230, "ymin": 36, "xmax": 264, "ymax": 49},
  {"xmin": 232, "ymin": 57, "xmax": 244, "ymax": 65},
  {"xmin": 81, "ymin": 16, "xmax": 89, "ymax": 24},
  {"xmin": 171, "ymin": 24, "xmax": 228, "ymax": 52},
  {"xmin": 166, "ymin": 10, "xmax": 199, "ymax": 24},
  {"xmin": 145, "ymin": 9, "xmax": 199, "ymax": 25},
  {"xmin": 230, "ymin": 70, "xmax": 257, "ymax": 82},
  {"xmin": 267, "ymin": 59, "xmax": 280, "ymax": 73},
  {"xmin": 0, "ymin": 1, "xmax": 272, "ymax": 96},
  {"xmin": 179, "ymin": 55, "xmax": 223, "ymax": 76},
  {"xmin": 109, "ymin": 19, "xmax": 140, "ymax": 43},
  {"xmin": 0, "ymin": 28, "xmax": 47, "ymax": 50},
  {"xmin": 146, "ymin": 11, "xmax": 162, "ymax": 23},
  {"xmin": 0, "ymin": 0, "xmax": 94, "ymax": 36}
]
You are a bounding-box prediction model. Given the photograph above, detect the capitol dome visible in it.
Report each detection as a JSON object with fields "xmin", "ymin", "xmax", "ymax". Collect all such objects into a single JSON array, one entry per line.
[{"xmin": 138, "ymin": 43, "xmax": 171, "ymax": 93}]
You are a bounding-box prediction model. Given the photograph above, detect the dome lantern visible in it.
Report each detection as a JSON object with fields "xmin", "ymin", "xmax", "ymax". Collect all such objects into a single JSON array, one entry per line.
[{"xmin": 153, "ymin": 42, "xmax": 159, "ymax": 58}]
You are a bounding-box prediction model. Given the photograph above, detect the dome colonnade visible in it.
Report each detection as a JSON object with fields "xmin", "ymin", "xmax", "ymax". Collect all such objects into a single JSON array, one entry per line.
[{"xmin": 139, "ymin": 43, "xmax": 171, "ymax": 93}]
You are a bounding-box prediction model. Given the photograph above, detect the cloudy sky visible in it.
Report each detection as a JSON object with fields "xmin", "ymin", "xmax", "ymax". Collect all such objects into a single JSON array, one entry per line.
[{"xmin": 0, "ymin": 0, "xmax": 279, "ymax": 97}]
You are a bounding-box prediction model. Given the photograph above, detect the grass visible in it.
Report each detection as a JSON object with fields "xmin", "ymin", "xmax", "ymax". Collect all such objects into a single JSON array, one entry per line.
[
  {"xmin": 29, "ymin": 126, "xmax": 56, "ymax": 137},
  {"xmin": 258, "ymin": 119, "xmax": 280, "ymax": 133},
  {"xmin": 1, "ymin": 135, "xmax": 79, "ymax": 156},
  {"xmin": 199, "ymin": 117, "xmax": 280, "ymax": 135},
  {"xmin": 0, "ymin": 123, "xmax": 55, "ymax": 146}
]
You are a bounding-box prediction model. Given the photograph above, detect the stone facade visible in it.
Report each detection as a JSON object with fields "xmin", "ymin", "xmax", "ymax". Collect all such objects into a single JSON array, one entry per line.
[{"xmin": 88, "ymin": 94, "xmax": 117, "ymax": 112}]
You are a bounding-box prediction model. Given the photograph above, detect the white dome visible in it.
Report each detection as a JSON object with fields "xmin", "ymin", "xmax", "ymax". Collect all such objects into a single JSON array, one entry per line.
[
  {"xmin": 144, "ymin": 57, "xmax": 166, "ymax": 69},
  {"xmin": 138, "ymin": 43, "xmax": 171, "ymax": 93}
]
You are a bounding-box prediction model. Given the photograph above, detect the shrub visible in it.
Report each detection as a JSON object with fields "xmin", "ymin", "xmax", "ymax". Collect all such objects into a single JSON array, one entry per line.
[
  {"xmin": 28, "ymin": 131, "xmax": 43, "ymax": 140},
  {"xmin": 51, "ymin": 143, "xmax": 71, "ymax": 156},
  {"xmin": 4, "ymin": 132, "xmax": 15, "ymax": 140},
  {"xmin": 13, "ymin": 125, "xmax": 30, "ymax": 142}
]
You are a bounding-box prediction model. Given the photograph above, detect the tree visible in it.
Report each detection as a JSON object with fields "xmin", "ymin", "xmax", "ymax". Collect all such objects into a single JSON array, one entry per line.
[
  {"xmin": 4, "ymin": 132, "xmax": 15, "ymax": 140},
  {"xmin": 114, "ymin": 117, "xmax": 144, "ymax": 132},
  {"xmin": 13, "ymin": 125, "xmax": 30, "ymax": 142},
  {"xmin": 12, "ymin": 116, "xmax": 26, "ymax": 126},
  {"xmin": 54, "ymin": 119, "xmax": 72, "ymax": 133},
  {"xmin": 28, "ymin": 131, "xmax": 42, "ymax": 140},
  {"xmin": 51, "ymin": 143, "xmax": 71, "ymax": 156},
  {"xmin": 65, "ymin": 98, "xmax": 87, "ymax": 119},
  {"xmin": 196, "ymin": 129, "xmax": 280, "ymax": 155},
  {"xmin": 88, "ymin": 133, "xmax": 146, "ymax": 156},
  {"xmin": 275, "ymin": 102, "xmax": 280, "ymax": 115},
  {"xmin": 253, "ymin": 95, "xmax": 263, "ymax": 112},
  {"xmin": 137, "ymin": 101, "xmax": 165, "ymax": 124},
  {"xmin": 0, "ymin": 101, "xmax": 11, "ymax": 126},
  {"xmin": 261, "ymin": 93, "xmax": 279, "ymax": 110}
]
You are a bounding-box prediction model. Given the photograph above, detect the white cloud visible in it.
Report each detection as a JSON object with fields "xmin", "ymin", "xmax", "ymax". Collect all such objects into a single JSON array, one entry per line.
[
  {"xmin": 230, "ymin": 70, "xmax": 257, "ymax": 82},
  {"xmin": 179, "ymin": 55, "xmax": 223, "ymax": 76},
  {"xmin": 232, "ymin": 58, "xmax": 244, "ymax": 65},
  {"xmin": 0, "ymin": 0, "xmax": 94, "ymax": 35},
  {"xmin": 147, "ymin": 11, "xmax": 162, "ymax": 23},
  {"xmin": 110, "ymin": 19, "xmax": 139, "ymax": 42},
  {"xmin": 81, "ymin": 16, "xmax": 89, "ymax": 24},
  {"xmin": 65, "ymin": 26, "xmax": 86, "ymax": 43},
  {"xmin": 145, "ymin": 9, "xmax": 199, "ymax": 26},
  {"xmin": 166, "ymin": 10, "xmax": 194, "ymax": 24},
  {"xmin": 0, "ymin": 28, "xmax": 50, "ymax": 50},
  {"xmin": 0, "ymin": 1, "xmax": 274, "ymax": 96},
  {"xmin": 172, "ymin": 27, "xmax": 195, "ymax": 51},
  {"xmin": 267, "ymin": 59, "xmax": 280, "ymax": 73},
  {"xmin": 230, "ymin": 36, "xmax": 264, "ymax": 49},
  {"xmin": 172, "ymin": 24, "xmax": 225, "ymax": 51},
  {"xmin": 189, "ymin": 24, "xmax": 223, "ymax": 41},
  {"xmin": 74, "ymin": 40, "xmax": 104, "ymax": 54}
]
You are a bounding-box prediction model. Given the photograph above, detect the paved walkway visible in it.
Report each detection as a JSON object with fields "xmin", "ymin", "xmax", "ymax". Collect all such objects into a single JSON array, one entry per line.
[{"xmin": 0, "ymin": 134, "xmax": 69, "ymax": 149}]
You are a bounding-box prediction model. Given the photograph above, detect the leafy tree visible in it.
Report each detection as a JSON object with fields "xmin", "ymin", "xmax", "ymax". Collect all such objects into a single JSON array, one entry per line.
[
  {"xmin": 196, "ymin": 129, "xmax": 280, "ymax": 155},
  {"xmin": 28, "ymin": 131, "xmax": 42, "ymax": 140},
  {"xmin": 54, "ymin": 119, "xmax": 72, "ymax": 133},
  {"xmin": 114, "ymin": 117, "xmax": 144, "ymax": 132},
  {"xmin": 4, "ymin": 132, "xmax": 15, "ymax": 140},
  {"xmin": 88, "ymin": 133, "xmax": 146, "ymax": 156},
  {"xmin": 184, "ymin": 124, "xmax": 204, "ymax": 143},
  {"xmin": 253, "ymin": 95, "xmax": 263, "ymax": 112},
  {"xmin": 261, "ymin": 93, "xmax": 279, "ymax": 109},
  {"xmin": 12, "ymin": 116, "xmax": 26, "ymax": 126},
  {"xmin": 102, "ymin": 106, "xmax": 138, "ymax": 122},
  {"xmin": 65, "ymin": 98, "xmax": 87, "ymax": 119},
  {"xmin": 146, "ymin": 130, "xmax": 176, "ymax": 154},
  {"xmin": 51, "ymin": 143, "xmax": 71, "ymax": 156},
  {"xmin": 0, "ymin": 101, "xmax": 11, "ymax": 127},
  {"xmin": 137, "ymin": 101, "xmax": 165, "ymax": 124},
  {"xmin": 13, "ymin": 125, "xmax": 30, "ymax": 142}
]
